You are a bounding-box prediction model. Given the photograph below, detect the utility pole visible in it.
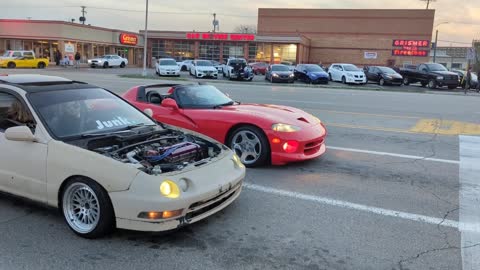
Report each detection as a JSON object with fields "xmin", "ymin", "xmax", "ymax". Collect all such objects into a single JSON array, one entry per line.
[
  {"xmin": 420, "ymin": 0, "xmax": 436, "ymax": 10},
  {"xmin": 142, "ymin": 0, "xmax": 149, "ymax": 77},
  {"xmin": 80, "ymin": 6, "xmax": 87, "ymax": 25},
  {"xmin": 433, "ymin": 29, "xmax": 438, "ymax": 63}
]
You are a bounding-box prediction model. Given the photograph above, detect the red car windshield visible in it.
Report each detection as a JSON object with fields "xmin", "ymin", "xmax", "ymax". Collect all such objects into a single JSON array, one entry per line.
[{"xmin": 175, "ymin": 85, "xmax": 233, "ymax": 108}]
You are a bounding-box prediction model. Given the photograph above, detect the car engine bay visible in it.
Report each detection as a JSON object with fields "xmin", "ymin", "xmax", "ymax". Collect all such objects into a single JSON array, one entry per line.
[{"xmin": 79, "ymin": 129, "xmax": 223, "ymax": 175}]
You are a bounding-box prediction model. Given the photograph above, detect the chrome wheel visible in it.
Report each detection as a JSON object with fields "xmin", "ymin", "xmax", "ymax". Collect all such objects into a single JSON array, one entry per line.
[
  {"xmin": 231, "ymin": 130, "xmax": 262, "ymax": 165},
  {"xmin": 63, "ymin": 183, "xmax": 100, "ymax": 234}
]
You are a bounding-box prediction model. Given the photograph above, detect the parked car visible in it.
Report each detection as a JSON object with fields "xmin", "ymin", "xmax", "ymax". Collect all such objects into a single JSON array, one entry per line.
[
  {"xmin": 123, "ymin": 83, "xmax": 327, "ymax": 167},
  {"xmin": 451, "ymin": 69, "xmax": 478, "ymax": 89},
  {"xmin": 265, "ymin": 64, "xmax": 295, "ymax": 83},
  {"xmin": 294, "ymin": 64, "xmax": 329, "ymax": 84},
  {"xmin": 190, "ymin": 60, "xmax": 219, "ymax": 79},
  {"xmin": 0, "ymin": 50, "xmax": 49, "ymax": 69},
  {"xmin": 280, "ymin": 61, "xmax": 295, "ymax": 72},
  {"xmin": 364, "ymin": 66, "xmax": 403, "ymax": 86},
  {"xmin": 87, "ymin": 55, "xmax": 128, "ymax": 68},
  {"xmin": 0, "ymin": 74, "xmax": 244, "ymax": 238},
  {"xmin": 210, "ymin": 60, "xmax": 224, "ymax": 73},
  {"xmin": 328, "ymin": 63, "xmax": 367, "ymax": 84},
  {"xmin": 399, "ymin": 63, "xmax": 458, "ymax": 89},
  {"xmin": 250, "ymin": 62, "xmax": 268, "ymax": 75},
  {"xmin": 180, "ymin": 60, "xmax": 193, "ymax": 71},
  {"xmin": 155, "ymin": 58, "xmax": 180, "ymax": 77},
  {"xmin": 222, "ymin": 58, "xmax": 254, "ymax": 81}
]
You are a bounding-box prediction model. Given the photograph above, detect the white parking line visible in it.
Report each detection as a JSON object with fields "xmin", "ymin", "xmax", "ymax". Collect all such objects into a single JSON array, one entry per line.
[
  {"xmin": 243, "ymin": 183, "xmax": 459, "ymax": 228},
  {"xmin": 459, "ymin": 136, "xmax": 480, "ymax": 270},
  {"xmin": 328, "ymin": 146, "xmax": 459, "ymax": 165}
]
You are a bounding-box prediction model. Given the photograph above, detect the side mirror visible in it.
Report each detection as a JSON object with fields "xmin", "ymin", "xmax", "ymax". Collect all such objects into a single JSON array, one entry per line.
[
  {"xmin": 5, "ymin": 126, "xmax": 36, "ymax": 142},
  {"xmin": 161, "ymin": 98, "xmax": 179, "ymax": 110},
  {"xmin": 144, "ymin": 108, "xmax": 153, "ymax": 117}
]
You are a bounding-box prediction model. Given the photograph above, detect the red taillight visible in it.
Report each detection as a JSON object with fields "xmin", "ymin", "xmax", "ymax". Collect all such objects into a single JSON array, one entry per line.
[{"xmin": 283, "ymin": 140, "xmax": 299, "ymax": 153}]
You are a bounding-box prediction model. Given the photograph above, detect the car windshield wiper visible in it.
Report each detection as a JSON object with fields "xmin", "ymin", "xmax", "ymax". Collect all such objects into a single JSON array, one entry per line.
[
  {"xmin": 81, "ymin": 123, "xmax": 157, "ymax": 138},
  {"xmin": 213, "ymin": 101, "xmax": 235, "ymax": 109}
]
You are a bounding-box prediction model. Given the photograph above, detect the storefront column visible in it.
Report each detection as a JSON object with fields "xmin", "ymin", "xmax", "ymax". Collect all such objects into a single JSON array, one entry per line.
[
  {"xmin": 270, "ymin": 44, "xmax": 274, "ymax": 64},
  {"xmin": 58, "ymin": 40, "xmax": 65, "ymax": 57},
  {"xmin": 243, "ymin": 43, "xmax": 249, "ymax": 60},
  {"xmin": 219, "ymin": 43, "xmax": 224, "ymax": 63},
  {"xmin": 194, "ymin": 41, "xmax": 200, "ymax": 59}
]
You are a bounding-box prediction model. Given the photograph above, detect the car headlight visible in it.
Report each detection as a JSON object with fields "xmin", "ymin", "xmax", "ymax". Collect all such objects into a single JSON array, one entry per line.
[
  {"xmin": 437, "ymin": 76, "xmax": 444, "ymax": 80},
  {"xmin": 160, "ymin": 180, "xmax": 180, "ymax": 198},
  {"xmin": 272, "ymin": 123, "xmax": 301, "ymax": 132},
  {"xmin": 272, "ymin": 73, "xmax": 279, "ymax": 77},
  {"xmin": 347, "ymin": 73, "xmax": 354, "ymax": 77},
  {"xmin": 232, "ymin": 154, "xmax": 245, "ymax": 168},
  {"xmin": 289, "ymin": 74, "xmax": 294, "ymax": 78},
  {"xmin": 98, "ymin": 60, "xmax": 103, "ymax": 63},
  {"xmin": 385, "ymin": 75, "xmax": 393, "ymax": 79}
]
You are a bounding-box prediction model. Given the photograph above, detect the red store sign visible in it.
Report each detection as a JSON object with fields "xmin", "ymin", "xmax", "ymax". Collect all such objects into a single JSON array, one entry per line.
[
  {"xmin": 186, "ymin": 32, "xmax": 255, "ymax": 41},
  {"xmin": 119, "ymin": 33, "xmax": 138, "ymax": 46},
  {"xmin": 392, "ymin": 39, "xmax": 429, "ymax": 57}
]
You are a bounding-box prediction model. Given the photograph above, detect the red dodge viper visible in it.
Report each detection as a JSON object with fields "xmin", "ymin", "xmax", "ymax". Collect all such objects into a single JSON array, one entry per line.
[{"xmin": 122, "ymin": 83, "xmax": 327, "ymax": 166}]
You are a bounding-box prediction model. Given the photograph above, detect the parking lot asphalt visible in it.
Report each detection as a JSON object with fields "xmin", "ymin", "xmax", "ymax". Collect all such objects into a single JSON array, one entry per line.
[{"xmin": 1, "ymin": 68, "xmax": 480, "ymax": 270}]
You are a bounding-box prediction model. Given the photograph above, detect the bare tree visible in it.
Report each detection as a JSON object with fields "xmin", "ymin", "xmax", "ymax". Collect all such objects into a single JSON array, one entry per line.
[
  {"xmin": 233, "ymin": 25, "xmax": 257, "ymax": 34},
  {"xmin": 420, "ymin": 0, "xmax": 436, "ymax": 9}
]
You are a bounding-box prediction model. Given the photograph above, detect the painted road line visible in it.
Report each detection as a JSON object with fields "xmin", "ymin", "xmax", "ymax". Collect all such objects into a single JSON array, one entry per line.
[
  {"xmin": 327, "ymin": 146, "xmax": 459, "ymax": 164},
  {"xmin": 243, "ymin": 183, "xmax": 459, "ymax": 229},
  {"xmin": 325, "ymin": 123, "xmax": 419, "ymax": 135},
  {"xmin": 459, "ymin": 136, "xmax": 480, "ymax": 270},
  {"xmin": 411, "ymin": 119, "xmax": 480, "ymax": 136}
]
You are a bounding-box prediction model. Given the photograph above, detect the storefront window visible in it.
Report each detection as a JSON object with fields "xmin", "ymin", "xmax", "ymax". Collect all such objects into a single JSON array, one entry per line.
[
  {"xmin": 273, "ymin": 44, "xmax": 297, "ymax": 64},
  {"xmin": 222, "ymin": 42, "xmax": 244, "ymax": 60},
  {"xmin": 248, "ymin": 43, "xmax": 272, "ymax": 64},
  {"xmin": 199, "ymin": 42, "xmax": 220, "ymax": 61},
  {"xmin": 151, "ymin": 40, "xmax": 194, "ymax": 61}
]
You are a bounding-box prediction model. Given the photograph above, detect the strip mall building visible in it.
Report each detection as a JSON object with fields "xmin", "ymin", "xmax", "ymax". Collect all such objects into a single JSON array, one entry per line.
[{"xmin": 0, "ymin": 8, "xmax": 435, "ymax": 67}]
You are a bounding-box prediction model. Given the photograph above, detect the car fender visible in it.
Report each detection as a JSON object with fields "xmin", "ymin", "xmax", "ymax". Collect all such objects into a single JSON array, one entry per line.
[{"xmin": 46, "ymin": 140, "xmax": 140, "ymax": 208}]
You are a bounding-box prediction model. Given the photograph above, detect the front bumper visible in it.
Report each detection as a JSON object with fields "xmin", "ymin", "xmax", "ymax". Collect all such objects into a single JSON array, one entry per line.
[
  {"xmin": 196, "ymin": 72, "xmax": 218, "ymax": 78},
  {"xmin": 311, "ymin": 77, "xmax": 329, "ymax": 84},
  {"xmin": 437, "ymin": 80, "xmax": 459, "ymax": 87},
  {"xmin": 109, "ymin": 153, "xmax": 245, "ymax": 232},
  {"xmin": 267, "ymin": 123, "xmax": 328, "ymax": 165},
  {"xmin": 272, "ymin": 76, "xmax": 294, "ymax": 83},
  {"xmin": 230, "ymin": 72, "xmax": 254, "ymax": 80},
  {"xmin": 346, "ymin": 76, "xmax": 367, "ymax": 84},
  {"xmin": 160, "ymin": 70, "xmax": 180, "ymax": 76}
]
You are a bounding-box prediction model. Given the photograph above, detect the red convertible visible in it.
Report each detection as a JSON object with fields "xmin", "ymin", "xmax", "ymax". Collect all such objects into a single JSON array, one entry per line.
[{"xmin": 122, "ymin": 83, "xmax": 327, "ymax": 166}]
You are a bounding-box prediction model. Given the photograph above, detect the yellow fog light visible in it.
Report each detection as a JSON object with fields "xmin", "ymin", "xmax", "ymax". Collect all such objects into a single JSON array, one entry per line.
[
  {"xmin": 232, "ymin": 154, "xmax": 245, "ymax": 168},
  {"xmin": 138, "ymin": 209, "xmax": 184, "ymax": 220},
  {"xmin": 160, "ymin": 180, "xmax": 180, "ymax": 198}
]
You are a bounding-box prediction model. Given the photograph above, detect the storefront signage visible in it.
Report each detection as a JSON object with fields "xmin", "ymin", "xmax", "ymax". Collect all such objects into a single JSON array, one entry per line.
[
  {"xmin": 364, "ymin": 52, "xmax": 377, "ymax": 59},
  {"xmin": 119, "ymin": 33, "xmax": 138, "ymax": 46},
  {"xmin": 392, "ymin": 39, "xmax": 429, "ymax": 57},
  {"xmin": 65, "ymin": 43, "xmax": 75, "ymax": 53},
  {"xmin": 186, "ymin": 32, "xmax": 255, "ymax": 41}
]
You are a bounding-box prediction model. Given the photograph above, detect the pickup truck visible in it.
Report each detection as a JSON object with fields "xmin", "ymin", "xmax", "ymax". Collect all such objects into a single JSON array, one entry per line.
[
  {"xmin": 222, "ymin": 58, "xmax": 254, "ymax": 81},
  {"xmin": 0, "ymin": 50, "xmax": 49, "ymax": 69},
  {"xmin": 399, "ymin": 63, "xmax": 458, "ymax": 89}
]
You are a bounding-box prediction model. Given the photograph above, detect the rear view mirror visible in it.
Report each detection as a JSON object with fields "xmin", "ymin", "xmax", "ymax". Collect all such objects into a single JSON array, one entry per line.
[
  {"xmin": 5, "ymin": 126, "xmax": 36, "ymax": 142},
  {"xmin": 161, "ymin": 98, "xmax": 179, "ymax": 110}
]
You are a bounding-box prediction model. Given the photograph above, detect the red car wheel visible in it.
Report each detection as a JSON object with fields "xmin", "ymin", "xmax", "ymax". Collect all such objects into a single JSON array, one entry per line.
[{"xmin": 228, "ymin": 125, "xmax": 269, "ymax": 167}]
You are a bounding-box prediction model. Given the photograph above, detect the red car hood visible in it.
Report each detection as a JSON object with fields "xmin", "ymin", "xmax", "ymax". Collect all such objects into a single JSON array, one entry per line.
[{"xmin": 221, "ymin": 103, "xmax": 320, "ymax": 128}]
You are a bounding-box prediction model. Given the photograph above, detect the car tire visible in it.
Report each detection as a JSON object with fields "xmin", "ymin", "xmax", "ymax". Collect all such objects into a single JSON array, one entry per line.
[
  {"xmin": 228, "ymin": 125, "xmax": 270, "ymax": 167},
  {"xmin": 103, "ymin": 62, "xmax": 109, "ymax": 68},
  {"xmin": 342, "ymin": 76, "xmax": 347, "ymax": 84},
  {"xmin": 379, "ymin": 78, "xmax": 385, "ymax": 86},
  {"xmin": 7, "ymin": 62, "xmax": 16, "ymax": 69},
  {"xmin": 428, "ymin": 79, "xmax": 437, "ymax": 89},
  {"xmin": 421, "ymin": 82, "xmax": 427, "ymax": 87},
  {"xmin": 60, "ymin": 177, "xmax": 115, "ymax": 239},
  {"xmin": 37, "ymin": 62, "xmax": 46, "ymax": 69},
  {"xmin": 403, "ymin": 77, "xmax": 410, "ymax": 86},
  {"xmin": 120, "ymin": 62, "xmax": 126, "ymax": 68}
]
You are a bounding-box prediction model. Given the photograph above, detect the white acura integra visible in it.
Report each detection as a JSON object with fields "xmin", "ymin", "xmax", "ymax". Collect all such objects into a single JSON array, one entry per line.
[{"xmin": 0, "ymin": 75, "xmax": 244, "ymax": 238}]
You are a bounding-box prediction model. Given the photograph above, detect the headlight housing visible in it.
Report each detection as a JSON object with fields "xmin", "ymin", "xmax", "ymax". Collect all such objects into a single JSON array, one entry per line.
[
  {"xmin": 347, "ymin": 73, "xmax": 354, "ymax": 77},
  {"xmin": 232, "ymin": 154, "xmax": 245, "ymax": 168},
  {"xmin": 310, "ymin": 115, "xmax": 322, "ymax": 124},
  {"xmin": 160, "ymin": 180, "xmax": 180, "ymax": 198},
  {"xmin": 272, "ymin": 123, "xmax": 301, "ymax": 132},
  {"xmin": 437, "ymin": 76, "xmax": 444, "ymax": 80},
  {"xmin": 289, "ymin": 74, "xmax": 294, "ymax": 78},
  {"xmin": 272, "ymin": 73, "xmax": 279, "ymax": 77}
]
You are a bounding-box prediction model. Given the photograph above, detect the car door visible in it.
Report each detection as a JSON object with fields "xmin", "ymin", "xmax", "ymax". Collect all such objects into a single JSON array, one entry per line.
[
  {"xmin": 0, "ymin": 91, "xmax": 48, "ymax": 203},
  {"xmin": 330, "ymin": 65, "xmax": 339, "ymax": 81},
  {"xmin": 418, "ymin": 64, "xmax": 429, "ymax": 82}
]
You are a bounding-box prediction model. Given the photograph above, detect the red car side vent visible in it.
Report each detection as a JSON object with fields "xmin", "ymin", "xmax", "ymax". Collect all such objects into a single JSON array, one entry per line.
[{"xmin": 297, "ymin": 117, "xmax": 309, "ymax": 123}]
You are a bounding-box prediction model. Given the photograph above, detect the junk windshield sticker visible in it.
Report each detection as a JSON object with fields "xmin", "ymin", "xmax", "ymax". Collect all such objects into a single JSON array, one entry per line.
[{"xmin": 96, "ymin": 117, "xmax": 134, "ymax": 130}]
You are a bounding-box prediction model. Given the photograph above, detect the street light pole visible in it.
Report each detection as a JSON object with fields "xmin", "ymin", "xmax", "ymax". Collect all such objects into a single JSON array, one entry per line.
[
  {"xmin": 433, "ymin": 29, "xmax": 438, "ymax": 63},
  {"xmin": 142, "ymin": 0, "xmax": 149, "ymax": 77}
]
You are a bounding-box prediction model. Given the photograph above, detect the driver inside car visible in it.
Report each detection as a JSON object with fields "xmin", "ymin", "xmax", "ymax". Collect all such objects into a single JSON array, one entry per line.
[{"xmin": 2, "ymin": 100, "xmax": 35, "ymax": 130}]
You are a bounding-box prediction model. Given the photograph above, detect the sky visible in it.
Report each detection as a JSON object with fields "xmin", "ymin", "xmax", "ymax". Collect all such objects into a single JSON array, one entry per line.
[{"xmin": 2, "ymin": 0, "xmax": 480, "ymax": 46}]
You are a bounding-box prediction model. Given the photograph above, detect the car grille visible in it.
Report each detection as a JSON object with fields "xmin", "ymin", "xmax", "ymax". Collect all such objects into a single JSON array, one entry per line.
[
  {"xmin": 445, "ymin": 75, "xmax": 457, "ymax": 80},
  {"xmin": 92, "ymin": 60, "xmax": 98, "ymax": 63},
  {"xmin": 304, "ymin": 138, "xmax": 324, "ymax": 155},
  {"xmin": 185, "ymin": 181, "xmax": 242, "ymax": 221}
]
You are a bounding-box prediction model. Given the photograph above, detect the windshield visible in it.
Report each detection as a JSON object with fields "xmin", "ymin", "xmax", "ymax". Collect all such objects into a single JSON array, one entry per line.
[
  {"xmin": 28, "ymin": 88, "xmax": 155, "ymax": 139},
  {"xmin": 196, "ymin": 60, "xmax": 213, "ymax": 66},
  {"xmin": 1, "ymin": 51, "xmax": 12, "ymax": 57},
  {"xmin": 344, "ymin": 64, "xmax": 360, "ymax": 71},
  {"xmin": 271, "ymin": 65, "xmax": 290, "ymax": 72},
  {"xmin": 426, "ymin": 64, "xmax": 448, "ymax": 72},
  {"xmin": 305, "ymin": 65, "xmax": 324, "ymax": 72},
  {"xmin": 175, "ymin": 85, "xmax": 232, "ymax": 108},
  {"xmin": 378, "ymin": 67, "xmax": 397, "ymax": 74},
  {"xmin": 160, "ymin": 60, "xmax": 177, "ymax": 66}
]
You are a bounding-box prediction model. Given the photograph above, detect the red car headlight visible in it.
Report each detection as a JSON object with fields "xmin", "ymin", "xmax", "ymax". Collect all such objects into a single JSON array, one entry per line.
[{"xmin": 283, "ymin": 140, "xmax": 299, "ymax": 153}]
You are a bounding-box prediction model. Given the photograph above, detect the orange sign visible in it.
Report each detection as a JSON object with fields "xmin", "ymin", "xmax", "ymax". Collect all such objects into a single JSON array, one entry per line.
[{"xmin": 119, "ymin": 33, "xmax": 138, "ymax": 46}]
